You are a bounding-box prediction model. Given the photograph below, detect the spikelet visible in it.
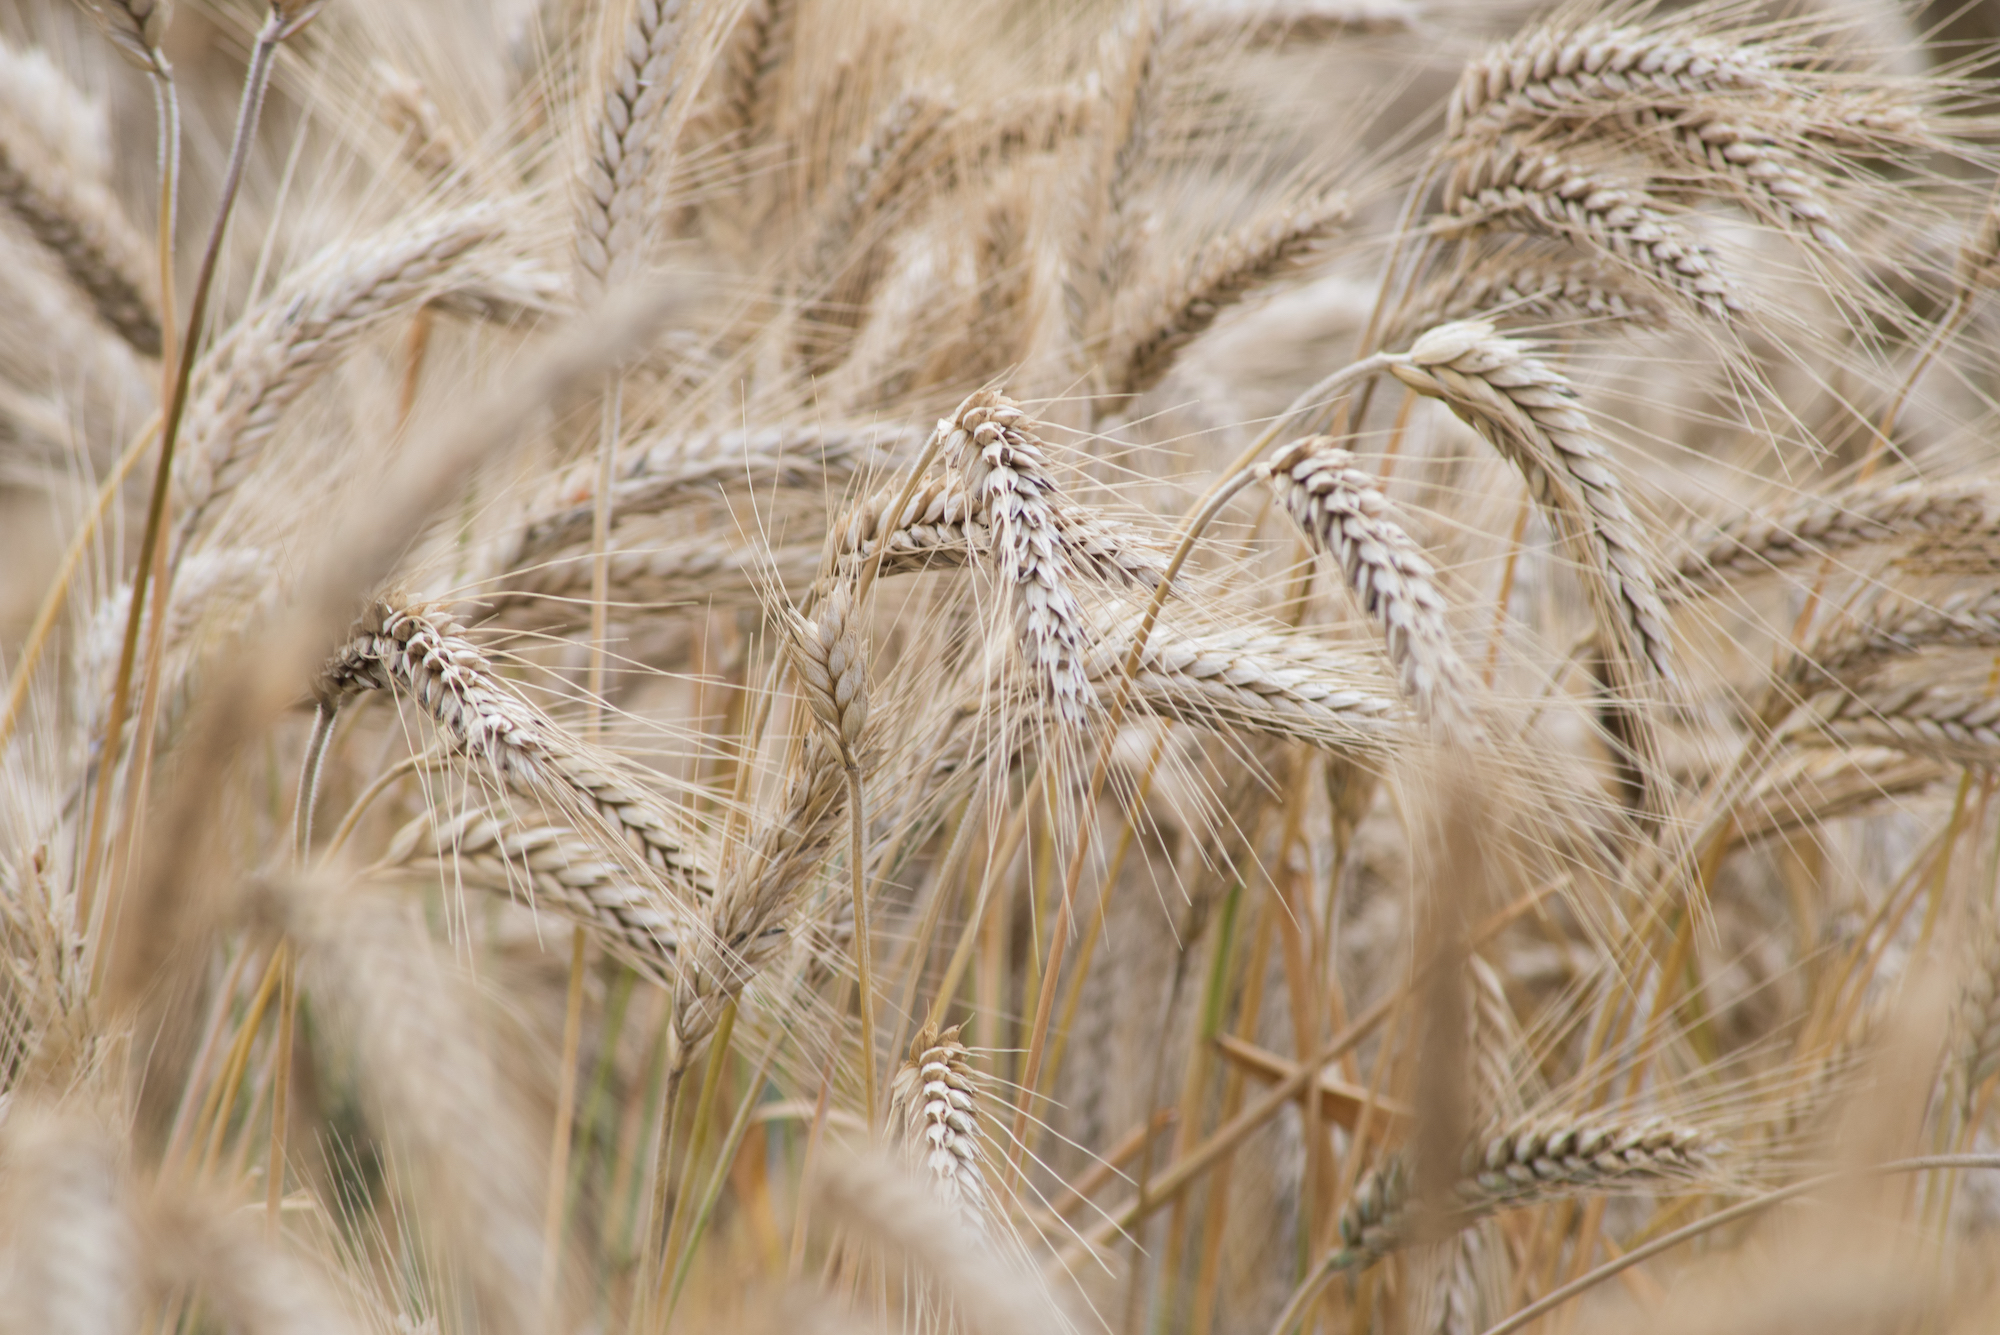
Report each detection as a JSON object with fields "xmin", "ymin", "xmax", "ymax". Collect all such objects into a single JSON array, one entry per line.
[
  {"xmin": 1259, "ymin": 435, "xmax": 1473, "ymax": 728},
  {"xmin": 783, "ymin": 578, "xmax": 870, "ymax": 758},
  {"xmin": 886, "ymin": 1024, "xmax": 995, "ymax": 1231},
  {"xmin": 1390, "ymin": 321, "xmax": 1674, "ymax": 684}
]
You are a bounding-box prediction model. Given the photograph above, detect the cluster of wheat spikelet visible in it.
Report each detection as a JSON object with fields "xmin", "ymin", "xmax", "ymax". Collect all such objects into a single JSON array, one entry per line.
[{"xmin": 12, "ymin": 0, "xmax": 2000, "ymax": 1332}]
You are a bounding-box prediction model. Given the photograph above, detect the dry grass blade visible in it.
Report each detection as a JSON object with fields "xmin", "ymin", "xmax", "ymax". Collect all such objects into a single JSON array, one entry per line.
[
  {"xmin": 1260, "ymin": 434, "xmax": 1474, "ymax": 726},
  {"xmin": 316, "ymin": 600, "xmax": 713, "ymax": 904},
  {"xmin": 0, "ymin": 101, "xmax": 161, "ymax": 356},
  {"xmin": 1390, "ymin": 320, "xmax": 1674, "ymax": 683},
  {"xmin": 1108, "ymin": 193, "xmax": 1348, "ymax": 399}
]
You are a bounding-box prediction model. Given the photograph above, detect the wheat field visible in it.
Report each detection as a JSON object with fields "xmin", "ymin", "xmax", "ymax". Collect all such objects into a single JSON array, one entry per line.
[{"xmin": 8, "ymin": 0, "xmax": 2000, "ymax": 1331}]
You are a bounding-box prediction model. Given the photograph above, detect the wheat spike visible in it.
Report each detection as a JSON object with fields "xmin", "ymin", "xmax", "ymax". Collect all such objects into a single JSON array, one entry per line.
[
  {"xmin": 577, "ymin": 0, "xmax": 687, "ymax": 289},
  {"xmin": 1448, "ymin": 19, "xmax": 1780, "ymax": 141},
  {"xmin": 173, "ymin": 208, "xmax": 510, "ymax": 552},
  {"xmin": 1087, "ymin": 619, "xmax": 1402, "ymax": 756},
  {"xmin": 938, "ymin": 392, "xmax": 1100, "ymax": 723},
  {"xmin": 1186, "ymin": 0, "xmax": 1417, "ymax": 47},
  {"xmin": 1336, "ymin": 1118, "xmax": 1715, "ymax": 1269},
  {"xmin": 1788, "ymin": 588, "xmax": 2000, "ymax": 691},
  {"xmin": 1444, "ymin": 146, "xmax": 1739, "ymax": 320},
  {"xmin": 382, "ymin": 804, "xmax": 691, "ymax": 984},
  {"xmin": 1108, "ymin": 193, "xmax": 1347, "ymax": 398},
  {"xmin": 1260, "ymin": 436, "xmax": 1473, "ymax": 727},
  {"xmin": 887, "ymin": 1023, "xmax": 996, "ymax": 1231},
  {"xmin": 373, "ymin": 61, "xmax": 461, "ymax": 181},
  {"xmin": 783, "ymin": 579, "xmax": 871, "ymax": 756},
  {"xmin": 1391, "ymin": 320, "xmax": 1674, "ymax": 683},
  {"xmin": 1408, "ymin": 252, "xmax": 1668, "ymax": 332},
  {"xmin": 1672, "ymin": 482, "xmax": 1992, "ymax": 599},
  {"xmin": 671, "ymin": 732, "xmax": 848, "ymax": 1076},
  {"xmin": 0, "ymin": 101, "xmax": 162, "ymax": 357},
  {"xmin": 1790, "ymin": 679, "xmax": 2000, "ymax": 768},
  {"xmin": 317, "ymin": 600, "xmax": 714, "ymax": 904},
  {"xmin": 74, "ymin": 0, "xmax": 173, "ymax": 77}
]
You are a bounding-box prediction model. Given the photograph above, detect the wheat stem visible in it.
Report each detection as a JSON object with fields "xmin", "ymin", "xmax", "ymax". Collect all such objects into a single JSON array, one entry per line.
[{"xmin": 539, "ymin": 924, "xmax": 588, "ymax": 1324}]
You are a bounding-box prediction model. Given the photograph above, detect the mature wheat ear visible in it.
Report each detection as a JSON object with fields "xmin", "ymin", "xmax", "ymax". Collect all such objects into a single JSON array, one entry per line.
[
  {"xmin": 1259, "ymin": 435, "xmax": 1474, "ymax": 729},
  {"xmin": 886, "ymin": 1023, "xmax": 997, "ymax": 1232},
  {"xmin": 1390, "ymin": 320, "xmax": 1674, "ymax": 686},
  {"xmin": 316, "ymin": 600, "xmax": 713, "ymax": 906},
  {"xmin": 0, "ymin": 1115, "xmax": 137, "ymax": 1335},
  {"xmin": 0, "ymin": 98, "xmax": 162, "ymax": 357}
]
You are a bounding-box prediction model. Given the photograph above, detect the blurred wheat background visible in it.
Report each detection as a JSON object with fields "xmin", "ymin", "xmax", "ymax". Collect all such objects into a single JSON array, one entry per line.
[{"xmin": 11, "ymin": 0, "xmax": 2000, "ymax": 1331}]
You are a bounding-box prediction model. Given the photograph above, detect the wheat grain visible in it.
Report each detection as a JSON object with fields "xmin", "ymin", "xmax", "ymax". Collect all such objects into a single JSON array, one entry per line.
[
  {"xmin": 1391, "ymin": 320, "xmax": 1674, "ymax": 683},
  {"xmin": 173, "ymin": 208, "xmax": 511, "ymax": 552},
  {"xmin": 316, "ymin": 600, "xmax": 714, "ymax": 904},
  {"xmin": 1260, "ymin": 435, "xmax": 1473, "ymax": 727},
  {"xmin": 1108, "ymin": 193, "xmax": 1347, "ymax": 398},
  {"xmin": 1336, "ymin": 1118, "xmax": 1715, "ymax": 1268},
  {"xmin": 1444, "ymin": 147, "xmax": 1739, "ymax": 320},
  {"xmin": 0, "ymin": 103, "xmax": 162, "ymax": 357},
  {"xmin": 886, "ymin": 1023, "xmax": 996, "ymax": 1231},
  {"xmin": 381, "ymin": 804, "xmax": 690, "ymax": 984}
]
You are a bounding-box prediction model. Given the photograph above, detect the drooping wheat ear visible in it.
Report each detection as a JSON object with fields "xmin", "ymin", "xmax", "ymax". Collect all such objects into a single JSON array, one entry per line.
[
  {"xmin": 75, "ymin": 0, "xmax": 173, "ymax": 77},
  {"xmin": 942, "ymin": 85, "xmax": 1097, "ymax": 188},
  {"xmin": 1390, "ymin": 321, "xmax": 1675, "ymax": 683},
  {"xmin": 381, "ymin": 804, "xmax": 690, "ymax": 985},
  {"xmin": 1084, "ymin": 619, "xmax": 1402, "ymax": 757},
  {"xmin": 576, "ymin": 0, "xmax": 687, "ymax": 289},
  {"xmin": 1444, "ymin": 147, "xmax": 1739, "ymax": 320},
  {"xmin": 138, "ymin": 1189, "xmax": 363, "ymax": 1335},
  {"xmin": 501, "ymin": 421, "xmax": 921, "ymax": 571},
  {"xmin": 1447, "ymin": 20, "xmax": 1780, "ymax": 141},
  {"xmin": 886, "ymin": 1023, "xmax": 997, "ymax": 1232},
  {"xmin": 373, "ymin": 61, "xmax": 461, "ymax": 181},
  {"xmin": 1259, "ymin": 435, "xmax": 1474, "ymax": 728},
  {"xmin": 0, "ymin": 103, "xmax": 162, "ymax": 356},
  {"xmin": 480, "ymin": 533, "xmax": 822, "ymax": 632},
  {"xmin": 1788, "ymin": 680, "xmax": 2000, "ymax": 769},
  {"xmin": 1632, "ymin": 108, "xmax": 1842, "ymax": 248},
  {"xmin": 1788, "ymin": 588, "xmax": 2000, "ymax": 691},
  {"xmin": 1335, "ymin": 1118, "xmax": 1715, "ymax": 1270},
  {"xmin": 1187, "ymin": 0, "xmax": 1418, "ymax": 47},
  {"xmin": 1734, "ymin": 746, "xmax": 1940, "ymax": 848},
  {"xmin": 1408, "ymin": 252, "xmax": 1668, "ymax": 332},
  {"xmin": 1, "ymin": 1116, "xmax": 136, "ymax": 1335},
  {"xmin": 1107, "ymin": 192, "xmax": 1348, "ymax": 399},
  {"xmin": 938, "ymin": 392, "xmax": 1099, "ymax": 723},
  {"xmin": 316, "ymin": 600, "xmax": 713, "ymax": 905},
  {"xmin": 671, "ymin": 733, "xmax": 848, "ymax": 1076},
  {"xmin": 173, "ymin": 208, "xmax": 509, "ymax": 552},
  {"xmin": 1672, "ymin": 482, "xmax": 1992, "ymax": 599},
  {"xmin": 279, "ymin": 880, "xmax": 541, "ymax": 1335}
]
